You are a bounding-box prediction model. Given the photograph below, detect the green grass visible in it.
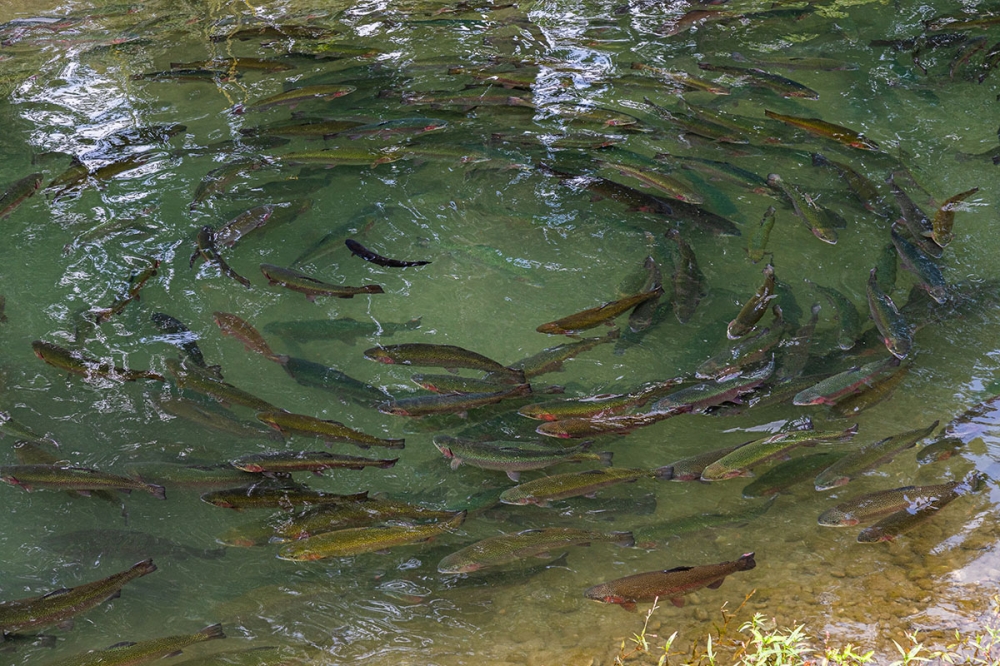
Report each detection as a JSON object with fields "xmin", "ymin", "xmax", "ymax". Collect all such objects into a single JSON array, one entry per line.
[{"xmin": 611, "ymin": 592, "xmax": 1000, "ymax": 666}]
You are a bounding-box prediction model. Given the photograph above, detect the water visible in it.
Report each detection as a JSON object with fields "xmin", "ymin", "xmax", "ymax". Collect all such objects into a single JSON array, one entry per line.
[{"xmin": 1, "ymin": 0, "xmax": 1000, "ymax": 663}]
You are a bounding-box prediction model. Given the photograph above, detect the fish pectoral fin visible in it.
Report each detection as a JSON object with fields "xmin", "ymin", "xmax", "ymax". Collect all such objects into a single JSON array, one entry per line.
[
  {"xmin": 620, "ymin": 601, "xmax": 638, "ymax": 612},
  {"xmin": 107, "ymin": 641, "xmax": 136, "ymax": 649},
  {"xmin": 57, "ymin": 620, "xmax": 75, "ymax": 631},
  {"xmin": 670, "ymin": 597, "xmax": 685, "ymax": 608},
  {"xmin": 375, "ymin": 549, "xmax": 393, "ymax": 555},
  {"xmin": 76, "ymin": 490, "xmax": 92, "ymax": 497},
  {"xmin": 584, "ymin": 492, "xmax": 598, "ymax": 499},
  {"xmin": 707, "ymin": 577, "xmax": 726, "ymax": 589},
  {"xmin": 506, "ymin": 470, "xmax": 520, "ymax": 482},
  {"xmin": 533, "ymin": 551, "xmax": 552, "ymax": 559}
]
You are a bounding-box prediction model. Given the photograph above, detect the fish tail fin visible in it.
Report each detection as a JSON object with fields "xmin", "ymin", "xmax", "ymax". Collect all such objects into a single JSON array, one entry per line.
[
  {"xmin": 199, "ymin": 624, "xmax": 226, "ymax": 641},
  {"xmin": 149, "ymin": 484, "xmax": 167, "ymax": 500},
  {"xmin": 598, "ymin": 451, "xmax": 614, "ymax": 466},
  {"xmin": 381, "ymin": 458, "xmax": 400, "ymax": 469},
  {"xmin": 653, "ymin": 465, "xmax": 674, "ymax": 480},
  {"xmin": 133, "ymin": 558, "xmax": 158, "ymax": 576},
  {"xmin": 737, "ymin": 552, "xmax": 757, "ymax": 570}
]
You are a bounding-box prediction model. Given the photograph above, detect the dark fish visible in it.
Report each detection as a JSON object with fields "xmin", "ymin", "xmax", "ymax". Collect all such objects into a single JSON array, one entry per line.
[
  {"xmin": 150, "ymin": 313, "xmax": 209, "ymax": 369},
  {"xmin": 536, "ymin": 288, "xmax": 663, "ymax": 335},
  {"xmin": 365, "ymin": 343, "xmax": 524, "ymax": 381},
  {"xmin": 665, "ymin": 228, "xmax": 705, "ymax": 324},
  {"xmin": 585, "ymin": 552, "xmax": 756, "ymax": 611},
  {"xmin": 189, "ymin": 226, "xmax": 252, "ymax": 289},
  {"xmin": 727, "ymin": 264, "xmax": 777, "ymax": 339},
  {"xmin": 32, "ymin": 341, "xmax": 165, "ymax": 382},
  {"xmin": 40, "ymin": 530, "xmax": 224, "ymax": 561},
  {"xmin": 0, "ymin": 172, "xmax": 42, "ymax": 219},
  {"xmin": 814, "ymin": 421, "xmax": 938, "ymax": 490},
  {"xmin": 263, "ymin": 317, "xmax": 421, "ymax": 345},
  {"xmin": 345, "ymin": 239, "xmax": 431, "ymax": 267},
  {"xmin": 867, "ymin": 267, "xmax": 912, "ymax": 360},
  {"xmin": 260, "ymin": 264, "xmax": 384, "ymax": 300},
  {"xmin": 280, "ymin": 356, "xmax": 386, "ymax": 405}
]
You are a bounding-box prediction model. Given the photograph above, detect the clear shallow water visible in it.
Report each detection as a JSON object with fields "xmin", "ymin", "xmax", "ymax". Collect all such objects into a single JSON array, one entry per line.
[{"xmin": 1, "ymin": 0, "xmax": 1000, "ymax": 664}]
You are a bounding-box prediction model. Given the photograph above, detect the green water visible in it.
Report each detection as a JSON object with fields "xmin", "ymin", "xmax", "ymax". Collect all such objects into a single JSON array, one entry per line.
[{"xmin": 1, "ymin": 0, "xmax": 1000, "ymax": 664}]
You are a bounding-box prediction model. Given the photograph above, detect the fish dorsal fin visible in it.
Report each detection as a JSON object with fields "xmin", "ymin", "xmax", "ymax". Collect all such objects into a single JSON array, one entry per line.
[
  {"xmin": 40, "ymin": 587, "xmax": 72, "ymax": 599},
  {"xmin": 107, "ymin": 641, "xmax": 137, "ymax": 649},
  {"xmin": 663, "ymin": 565, "xmax": 694, "ymax": 574}
]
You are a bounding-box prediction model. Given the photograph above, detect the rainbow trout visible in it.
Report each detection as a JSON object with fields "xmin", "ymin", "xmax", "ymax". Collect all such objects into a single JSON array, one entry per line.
[
  {"xmin": 807, "ymin": 281, "xmax": 861, "ymax": 351},
  {"xmin": 819, "ymin": 480, "xmax": 968, "ymax": 526},
  {"xmin": 792, "ymin": 356, "xmax": 900, "ymax": 406},
  {"xmin": 231, "ymin": 451, "xmax": 397, "ymax": 475},
  {"xmin": 931, "ymin": 187, "xmax": 978, "ymax": 247},
  {"xmin": 890, "ymin": 224, "xmax": 947, "ymax": 304},
  {"xmin": 260, "ymin": 264, "xmax": 384, "ymax": 301},
  {"xmin": 536, "ymin": 287, "xmax": 663, "ymax": 335},
  {"xmin": 0, "ymin": 559, "xmax": 157, "ymax": 635},
  {"xmin": 0, "ymin": 172, "xmax": 42, "ymax": 219},
  {"xmin": 856, "ymin": 474, "xmax": 982, "ymax": 542},
  {"xmin": 243, "ymin": 84, "xmax": 355, "ymax": 112},
  {"xmin": 506, "ymin": 330, "xmax": 618, "ymax": 378},
  {"xmin": 655, "ymin": 442, "xmax": 751, "ymax": 481},
  {"xmin": 867, "ymin": 267, "xmax": 912, "ymax": 359},
  {"xmin": 665, "ymin": 229, "xmax": 705, "ymax": 323},
  {"xmin": 365, "ymin": 343, "xmax": 523, "ymax": 381},
  {"xmin": 166, "ymin": 358, "xmax": 279, "ymax": 413},
  {"xmin": 814, "ymin": 421, "xmax": 938, "ymax": 490},
  {"xmin": 651, "ymin": 357, "xmax": 774, "ymax": 413},
  {"xmin": 47, "ymin": 623, "xmax": 224, "ymax": 665},
  {"xmin": 499, "ymin": 468, "xmax": 651, "ymax": 506},
  {"xmin": 437, "ymin": 528, "xmax": 634, "ymax": 574},
  {"xmin": 432, "ymin": 435, "xmax": 612, "ymax": 481},
  {"xmin": 742, "ymin": 452, "xmax": 846, "ymax": 498},
  {"xmin": 727, "ymin": 264, "xmax": 777, "ymax": 339},
  {"xmin": 0, "ymin": 464, "xmax": 166, "ymax": 499},
  {"xmin": 255, "ymin": 411, "xmax": 405, "ymax": 449},
  {"xmin": 201, "ymin": 486, "xmax": 369, "ymax": 511},
  {"xmin": 378, "ymin": 383, "xmax": 532, "ymax": 417},
  {"xmin": 518, "ymin": 379, "xmax": 682, "ymax": 421},
  {"xmin": 764, "ymin": 110, "xmax": 879, "ymax": 151},
  {"xmin": 701, "ymin": 425, "xmax": 858, "ymax": 481},
  {"xmin": 32, "ymin": 341, "xmax": 164, "ymax": 382},
  {"xmin": 585, "ymin": 552, "xmax": 756, "ymax": 611},
  {"xmin": 746, "ymin": 206, "xmax": 775, "ymax": 263},
  {"xmin": 213, "ymin": 311, "xmax": 286, "ymax": 362},
  {"xmin": 277, "ymin": 511, "xmax": 466, "ymax": 561}
]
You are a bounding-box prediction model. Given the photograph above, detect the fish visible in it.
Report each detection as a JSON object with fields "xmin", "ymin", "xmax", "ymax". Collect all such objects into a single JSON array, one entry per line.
[
  {"xmin": 887, "ymin": 174, "xmax": 942, "ymax": 259},
  {"xmin": 166, "ymin": 358, "xmax": 279, "ymax": 413},
  {"xmin": 658, "ymin": 153, "xmax": 769, "ymax": 192},
  {"xmin": 0, "ymin": 412, "xmax": 56, "ymax": 446},
  {"xmin": 518, "ymin": 379, "xmax": 682, "ymax": 421},
  {"xmin": 629, "ymin": 62, "xmax": 731, "ymax": 94},
  {"xmin": 506, "ymin": 330, "xmax": 618, "ymax": 379},
  {"xmin": 805, "ymin": 281, "xmax": 861, "ymax": 350},
  {"xmin": 87, "ymin": 258, "xmax": 160, "ymax": 324},
  {"xmin": 856, "ymin": 475, "xmax": 982, "ymax": 542},
  {"xmin": 931, "ymin": 187, "xmax": 978, "ymax": 247},
  {"xmin": 0, "ymin": 559, "xmax": 157, "ymax": 636},
  {"xmin": 243, "ymin": 119, "xmax": 366, "ymax": 138},
  {"xmin": 643, "ymin": 98, "xmax": 746, "ymax": 143},
  {"xmin": 365, "ymin": 343, "xmax": 523, "ymax": 382},
  {"xmin": 201, "ymin": 486, "xmax": 369, "ymax": 511},
  {"xmin": 764, "ymin": 110, "xmax": 879, "ymax": 151},
  {"xmin": 742, "ymin": 452, "xmax": 846, "ymax": 498},
  {"xmin": 191, "ymin": 159, "xmax": 268, "ymax": 209},
  {"xmin": 585, "ymin": 552, "xmax": 756, "ymax": 611},
  {"xmin": 774, "ymin": 303, "xmax": 821, "ymax": 384},
  {"xmin": 890, "ymin": 224, "xmax": 947, "ymax": 304},
  {"xmin": 792, "ymin": 356, "xmax": 901, "ymax": 406},
  {"xmin": 155, "ymin": 397, "xmax": 281, "ymax": 441},
  {"xmin": 875, "ymin": 243, "xmax": 898, "ymax": 295},
  {"xmin": 701, "ymin": 425, "xmax": 859, "ymax": 481},
  {"xmin": 276, "ymin": 511, "xmax": 467, "ymax": 561},
  {"xmin": 0, "ymin": 464, "xmax": 166, "ymax": 499},
  {"xmin": 697, "ymin": 63, "xmax": 819, "ymax": 99},
  {"xmin": 40, "ymin": 529, "xmax": 225, "ymax": 561},
  {"xmin": 379, "ymin": 384, "xmax": 532, "ymax": 417},
  {"xmin": 728, "ymin": 264, "xmax": 777, "ymax": 339},
  {"xmin": 916, "ymin": 436, "xmax": 966, "ymax": 464},
  {"xmin": 46, "ymin": 623, "xmax": 225, "ymax": 665},
  {"xmin": 213, "ymin": 204, "xmax": 279, "ymax": 248},
  {"xmin": 278, "ymin": 148, "xmax": 404, "ymax": 168},
  {"xmin": 0, "ymin": 172, "xmax": 42, "ymax": 219},
  {"xmin": 746, "ymin": 207, "xmax": 775, "ymax": 263},
  {"xmin": 241, "ymin": 84, "xmax": 356, "ymax": 112},
  {"xmin": 731, "ymin": 53, "xmax": 858, "ymax": 71},
  {"xmin": 345, "ymin": 239, "xmax": 430, "ymax": 267},
  {"xmin": 32, "ymin": 340, "xmax": 164, "ymax": 382},
  {"xmin": 867, "ymin": 267, "xmax": 913, "ymax": 360},
  {"xmin": 432, "ymin": 435, "xmax": 612, "ymax": 481},
  {"xmin": 437, "ymin": 528, "xmax": 634, "ymax": 574},
  {"xmin": 123, "ymin": 461, "xmax": 270, "ymax": 489},
  {"xmin": 535, "ymin": 409, "xmax": 683, "ymax": 438},
  {"xmin": 830, "ymin": 360, "xmax": 909, "ymax": 417},
  {"xmin": 536, "ymin": 287, "xmax": 663, "ymax": 335},
  {"xmin": 818, "ymin": 480, "xmax": 968, "ymax": 527},
  {"xmin": 222, "ymin": 500, "xmax": 462, "ymax": 547},
  {"xmin": 334, "ymin": 117, "xmax": 448, "ymax": 140},
  {"xmin": 411, "ymin": 373, "xmax": 521, "ymax": 394},
  {"xmin": 696, "ymin": 308, "xmax": 785, "ymax": 380},
  {"xmin": 213, "ymin": 312, "xmax": 286, "ymax": 362},
  {"xmin": 231, "ymin": 451, "xmax": 398, "ymax": 476},
  {"xmin": 280, "ymin": 356, "xmax": 386, "ymax": 405},
  {"xmin": 403, "ymin": 91, "xmax": 536, "ymax": 111},
  {"xmin": 255, "ymin": 410, "xmax": 405, "ymax": 449},
  {"xmin": 655, "ymin": 442, "xmax": 752, "ymax": 481},
  {"xmin": 211, "ymin": 23, "xmax": 336, "ymax": 41},
  {"xmin": 150, "ymin": 313, "xmax": 209, "ymax": 369},
  {"xmin": 263, "ymin": 317, "xmax": 421, "ymax": 345},
  {"xmin": 651, "ymin": 357, "xmax": 774, "ymax": 413},
  {"xmin": 814, "ymin": 421, "xmax": 938, "ymax": 490},
  {"xmin": 189, "ymin": 226, "xmax": 252, "ymax": 289},
  {"xmin": 498, "ymin": 468, "xmax": 651, "ymax": 506},
  {"xmin": 260, "ymin": 264, "xmax": 385, "ymax": 301},
  {"xmin": 664, "ymin": 229, "xmax": 705, "ymax": 324},
  {"xmin": 596, "ymin": 160, "xmax": 704, "ymax": 204},
  {"xmin": 811, "ymin": 153, "xmax": 889, "ymax": 217},
  {"xmin": 133, "ymin": 68, "xmax": 240, "ymax": 83},
  {"xmin": 766, "ymin": 174, "xmax": 838, "ymax": 244}
]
